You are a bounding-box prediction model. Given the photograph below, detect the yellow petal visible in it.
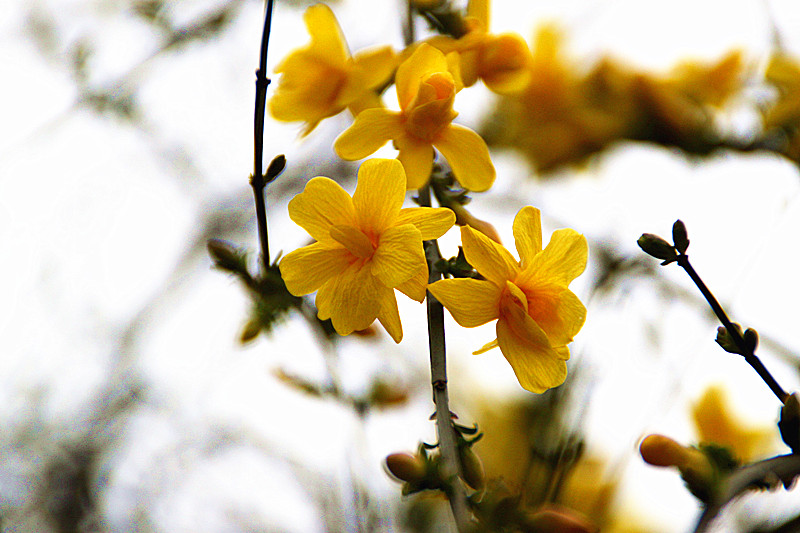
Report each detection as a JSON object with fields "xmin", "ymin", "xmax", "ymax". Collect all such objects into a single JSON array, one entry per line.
[
  {"xmin": 521, "ymin": 284, "xmax": 586, "ymax": 346},
  {"xmin": 466, "ymin": 0, "xmax": 490, "ymax": 31},
  {"xmin": 279, "ymin": 242, "xmax": 352, "ymax": 296},
  {"xmin": 304, "ymin": 4, "xmax": 349, "ymax": 68},
  {"xmin": 397, "ymin": 207, "xmax": 456, "ymax": 240},
  {"xmin": 496, "ymin": 316, "xmax": 567, "ymax": 393},
  {"xmin": 513, "ymin": 206, "xmax": 542, "ymax": 268},
  {"xmin": 473, "ymin": 338, "xmax": 498, "ymax": 354},
  {"xmin": 288, "ymin": 177, "xmax": 356, "ymax": 244},
  {"xmin": 351, "ymin": 45, "xmax": 398, "ymax": 91},
  {"xmin": 461, "ymin": 225, "xmax": 519, "ymax": 286},
  {"xmin": 330, "ymin": 225, "xmax": 374, "ymax": 258},
  {"xmin": 315, "ymin": 260, "xmax": 381, "ymax": 335},
  {"xmin": 353, "ymin": 159, "xmax": 405, "ymax": 235},
  {"xmin": 522, "ymin": 229, "xmax": 587, "ymax": 286},
  {"xmin": 396, "ymin": 266, "xmax": 428, "ymax": 302},
  {"xmin": 377, "ymin": 287, "xmax": 403, "ymax": 343},
  {"xmin": 371, "ymin": 224, "xmax": 425, "ymax": 288},
  {"xmin": 434, "ymin": 124, "xmax": 496, "ymax": 192},
  {"xmin": 428, "ymin": 278, "xmax": 501, "ymax": 327},
  {"xmin": 395, "ymin": 134, "xmax": 435, "ymax": 189},
  {"xmin": 396, "ymin": 44, "xmax": 449, "ymax": 111},
  {"xmin": 334, "ymin": 108, "xmax": 403, "ymax": 161}
]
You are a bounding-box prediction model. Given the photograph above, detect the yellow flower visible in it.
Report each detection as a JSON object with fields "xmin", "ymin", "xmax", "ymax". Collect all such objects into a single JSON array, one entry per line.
[
  {"xmin": 426, "ymin": 0, "xmax": 532, "ymax": 93},
  {"xmin": 269, "ymin": 4, "xmax": 396, "ymax": 136},
  {"xmin": 428, "ymin": 207, "xmax": 587, "ymax": 392},
  {"xmin": 334, "ymin": 43, "xmax": 495, "ymax": 192},
  {"xmin": 691, "ymin": 385, "xmax": 775, "ymax": 462},
  {"xmin": 279, "ymin": 159, "xmax": 455, "ymax": 342}
]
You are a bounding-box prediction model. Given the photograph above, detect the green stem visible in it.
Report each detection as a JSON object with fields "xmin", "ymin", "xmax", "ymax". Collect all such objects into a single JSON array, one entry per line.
[
  {"xmin": 251, "ymin": 0, "xmax": 276, "ymax": 271},
  {"xmin": 419, "ymin": 185, "xmax": 472, "ymax": 532},
  {"xmin": 677, "ymin": 254, "xmax": 788, "ymax": 404}
]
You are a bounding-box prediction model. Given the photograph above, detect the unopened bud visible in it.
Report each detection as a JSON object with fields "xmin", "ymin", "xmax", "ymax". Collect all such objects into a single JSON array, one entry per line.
[
  {"xmin": 524, "ymin": 505, "xmax": 598, "ymax": 533},
  {"xmin": 454, "ymin": 206, "xmax": 502, "ymax": 244},
  {"xmin": 265, "ymin": 154, "xmax": 286, "ymax": 183},
  {"xmin": 672, "ymin": 220, "xmax": 689, "ymax": 254},
  {"xmin": 637, "ymin": 233, "xmax": 678, "ymax": 264},
  {"xmin": 716, "ymin": 323, "xmax": 744, "ymax": 354},
  {"xmin": 743, "ymin": 328, "xmax": 759, "ymax": 354},
  {"xmin": 239, "ymin": 316, "xmax": 261, "ymax": 344},
  {"xmin": 386, "ymin": 452, "xmax": 426, "ymax": 483},
  {"xmin": 640, "ymin": 434, "xmax": 715, "ymax": 501},
  {"xmin": 459, "ymin": 446, "xmax": 485, "ymax": 490},
  {"xmin": 779, "ymin": 393, "xmax": 800, "ymax": 453}
]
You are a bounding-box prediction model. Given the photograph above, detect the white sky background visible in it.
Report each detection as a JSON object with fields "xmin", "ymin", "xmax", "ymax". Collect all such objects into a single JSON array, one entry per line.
[{"xmin": 4, "ymin": 0, "xmax": 800, "ymax": 531}]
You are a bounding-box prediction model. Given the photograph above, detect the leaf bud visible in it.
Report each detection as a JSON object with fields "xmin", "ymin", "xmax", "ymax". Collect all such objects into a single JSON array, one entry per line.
[
  {"xmin": 715, "ymin": 323, "xmax": 744, "ymax": 354},
  {"xmin": 207, "ymin": 238, "xmax": 247, "ymax": 274},
  {"xmin": 385, "ymin": 452, "xmax": 427, "ymax": 484},
  {"xmin": 265, "ymin": 154, "xmax": 286, "ymax": 183},
  {"xmin": 459, "ymin": 446, "xmax": 485, "ymax": 490},
  {"xmin": 637, "ymin": 233, "xmax": 678, "ymax": 265},
  {"xmin": 239, "ymin": 315, "xmax": 261, "ymax": 344},
  {"xmin": 779, "ymin": 392, "xmax": 800, "ymax": 453},
  {"xmin": 672, "ymin": 219, "xmax": 689, "ymax": 254},
  {"xmin": 743, "ymin": 328, "xmax": 759, "ymax": 353}
]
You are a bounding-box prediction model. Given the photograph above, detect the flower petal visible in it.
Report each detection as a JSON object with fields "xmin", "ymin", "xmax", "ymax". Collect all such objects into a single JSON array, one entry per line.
[
  {"xmin": 353, "ymin": 159, "xmax": 405, "ymax": 235},
  {"xmin": 396, "ymin": 134, "xmax": 435, "ymax": 189},
  {"xmin": 396, "ymin": 43, "xmax": 449, "ymax": 111},
  {"xmin": 335, "ymin": 108, "xmax": 403, "ymax": 161},
  {"xmin": 496, "ymin": 316, "xmax": 567, "ymax": 393},
  {"xmin": 371, "ymin": 224, "xmax": 425, "ymax": 288},
  {"xmin": 428, "ymin": 278, "xmax": 501, "ymax": 327},
  {"xmin": 434, "ymin": 124, "xmax": 496, "ymax": 192},
  {"xmin": 397, "ymin": 207, "xmax": 456, "ymax": 240},
  {"xmin": 377, "ymin": 287, "xmax": 403, "ymax": 343},
  {"xmin": 513, "ymin": 206, "xmax": 542, "ymax": 267},
  {"xmin": 396, "ymin": 266, "xmax": 428, "ymax": 302},
  {"xmin": 288, "ymin": 177, "xmax": 356, "ymax": 244},
  {"xmin": 350, "ymin": 45, "xmax": 398, "ymax": 92},
  {"xmin": 315, "ymin": 260, "xmax": 381, "ymax": 335},
  {"xmin": 522, "ymin": 229, "xmax": 588, "ymax": 286},
  {"xmin": 521, "ymin": 283, "xmax": 586, "ymax": 346},
  {"xmin": 461, "ymin": 225, "xmax": 519, "ymax": 286},
  {"xmin": 279, "ymin": 242, "xmax": 352, "ymax": 296},
  {"xmin": 304, "ymin": 4, "xmax": 349, "ymax": 67}
]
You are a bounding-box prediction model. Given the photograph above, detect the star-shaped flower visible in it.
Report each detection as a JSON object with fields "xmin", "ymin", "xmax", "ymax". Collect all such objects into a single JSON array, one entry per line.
[
  {"xmin": 279, "ymin": 159, "xmax": 455, "ymax": 342},
  {"xmin": 428, "ymin": 207, "xmax": 587, "ymax": 392},
  {"xmin": 269, "ymin": 4, "xmax": 396, "ymax": 135},
  {"xmin": 334, "ymin": 43, "xmax": 495, "ymax": 192}
]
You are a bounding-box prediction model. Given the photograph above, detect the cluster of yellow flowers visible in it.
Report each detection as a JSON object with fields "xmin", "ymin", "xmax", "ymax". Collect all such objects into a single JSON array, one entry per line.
[{"xmin": 271, "ymin": 1, "xmax": 587, "ymax": 393}]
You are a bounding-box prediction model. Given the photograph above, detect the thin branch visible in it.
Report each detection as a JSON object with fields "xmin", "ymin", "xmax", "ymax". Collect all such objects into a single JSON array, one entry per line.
[
  {"xmin": 251, "ymin": 0, "xmax": 276, "ymax": 271},
  {"xmin": 419, "ymin": 185, "xmax": 472, "ymax": 532},
  {"xmin": 677, "ymin": 254, "xmax": 788, "ymax": 404}
]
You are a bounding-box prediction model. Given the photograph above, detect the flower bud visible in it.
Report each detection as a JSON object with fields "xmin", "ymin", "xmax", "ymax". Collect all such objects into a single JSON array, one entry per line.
[
  {"xmin": 637, "ymin": 233, "xmax": 678, "ymax": 264},
  {"xmin": 743, "ymin": 328, "xmax": 759, "ymax": 354},
  {"xmin": 459, "ymin": 446, "xmax": 485, "ymax": 490},
  {"xmin": 779, "ymin": 393, "xmax": 800, "ymax": 453},
  {"xmin": 265, "ymin": 154, "xmax": 287, "ymax": 183},
  {"xmin": 523, "ymin": 505, "xmax": 598, "ymax": 533},
  {"xmin": 672, "ymin": 219, "xmax": 689, "ymax": 254},
  {"xmin": 386, "ymin": 452, "xmax": 427, "ymax": 483},
  {"xmin": 640, "ymin": 434, "xmax": 715, "ymax": 501},
  {"xmin": 715, "ymin": 323, "xmax": 744, "ymax": 354}
]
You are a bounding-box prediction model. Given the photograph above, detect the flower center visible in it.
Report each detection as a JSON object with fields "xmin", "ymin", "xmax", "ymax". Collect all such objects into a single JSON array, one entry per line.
[{"xmin": 330, "ymin": 225, "xmax": 375, "ymax": 259}]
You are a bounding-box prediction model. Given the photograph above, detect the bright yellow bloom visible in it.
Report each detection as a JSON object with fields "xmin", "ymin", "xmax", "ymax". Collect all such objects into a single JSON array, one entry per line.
[
  {"xmin": 334, "ymin": 43, "xmax": 495, "ymax": 192},
  {"xmin": 429, "ymin": 207, "xmax": 587, "ymax": 392},
  {"xmin": 691, "ymin": 385, "xmax": 776, "ymax": 462},
  {"xmin": 269, "ymin": 4, "xmax": 396, "ymax": 136},
  {"xmin": 426, "ymin": 0, "xmax": 532, "ymax": 93},
  {"xmin": 279, "ymin": 159, "xmax": 455, "ymax": 342}
]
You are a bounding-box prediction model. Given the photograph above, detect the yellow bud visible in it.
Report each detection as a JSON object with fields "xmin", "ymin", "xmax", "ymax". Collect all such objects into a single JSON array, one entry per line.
[{"xmin": 524, "ymin": 505, "xmax": 599, "ymax": 533}]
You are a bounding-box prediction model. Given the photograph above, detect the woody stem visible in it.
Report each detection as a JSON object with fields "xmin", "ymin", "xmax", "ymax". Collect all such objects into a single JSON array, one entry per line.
[{"xmin": 419, "ymin": 185, "xmax": 472, "ymax": 532}]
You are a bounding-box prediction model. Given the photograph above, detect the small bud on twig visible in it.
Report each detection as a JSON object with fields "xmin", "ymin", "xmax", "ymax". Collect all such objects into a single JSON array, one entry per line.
[
  {"xmin": 672, "ymin": 219, "xmax": 690, "ymax": 254},
  {"xmin": 779, "ymin": 393, "xmax": 800, "ymax": 453},
  {"xmin": 265, "ymin": 154, "xmax": 286, "ymax": 183},
  {"xmin": 637, "ymin": 233, "xmax": 678, "ymax": 265}
]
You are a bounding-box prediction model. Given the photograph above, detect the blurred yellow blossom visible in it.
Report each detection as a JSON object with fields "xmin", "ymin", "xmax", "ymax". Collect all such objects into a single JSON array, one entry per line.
[
  {"xmin": 763, "ymin": 53, "xmax": 800, "ymax": 160},
  {"xmin": 269, "ymin": 4, "xmax": 396, "ymax": 135},
  {"xmin": 279, "ymin": 159, "xmax": 455, "ymax": 342},
  {"xmin": 429, "ymin": 206, "xmax": 587, "ymax": 392},
  {"xmin": 334, "ymin": 43, "xmax": 495, "ymax": 191},
  {"xmin": 691, "ymin": 385, "xmax": 776, "ymax": 462},
  {"xmin": 426, "ymin": 0, "xmax": 532, "ymax": 93}
]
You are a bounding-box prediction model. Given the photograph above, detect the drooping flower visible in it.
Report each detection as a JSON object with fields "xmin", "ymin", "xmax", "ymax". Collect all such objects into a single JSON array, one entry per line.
[
  {"xmin": 428, "ymin": 206, "xmax": 587, "ymax": 393},
  {"xmin": 334, "ymin": 43, "xmax": 495, "ymax": 192},
  {"xmin": 268, "ymin": 4, "xmax": 396, "ymax": 135},
  {"xmin": 279, "ymin": 159, "xmax": 455, "ymax": 342}
]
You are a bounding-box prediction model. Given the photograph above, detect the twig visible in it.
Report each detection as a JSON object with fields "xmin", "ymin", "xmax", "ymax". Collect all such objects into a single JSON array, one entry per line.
[
  {"xmin": 677, "ymin": 254, "xmax": 788, "ymax": 404},
  {"xmin": 419, "ymin": 185, "xmax": 472, "ymax": 532},
  {"xmin": 251, "ymin": 0, "xmax": 276, "ymax": 271}
]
